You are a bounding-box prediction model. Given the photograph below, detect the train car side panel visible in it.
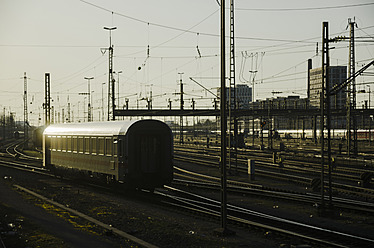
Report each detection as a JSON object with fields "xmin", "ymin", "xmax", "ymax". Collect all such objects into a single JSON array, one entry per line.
[
  {"xmin": 47, "ymin": 135, "xmax": 120, "ymax": 179},
  {"xmin": 43, "ymin": 120, "xmax": 173, "ymax": 189}
]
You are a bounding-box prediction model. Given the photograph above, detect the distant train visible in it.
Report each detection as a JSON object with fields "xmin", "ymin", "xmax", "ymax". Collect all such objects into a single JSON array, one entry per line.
[
  {"xmin": 14, "ymin": 131, "xmax": 20, "ymax": 139},
  {"xmin": 14, "ymin": 130, "xmax": 25, "ymax": 139},
  {"xmin": 251, "ymin": 129, "xmax": 374, "ymax": 141},
  {"xmin": 32, "ymin": 126, "xmax": 45, "ymax": 149},
  {"xmin": 43, "ymin": 120, "xmax": 173, "ymax": 190}
]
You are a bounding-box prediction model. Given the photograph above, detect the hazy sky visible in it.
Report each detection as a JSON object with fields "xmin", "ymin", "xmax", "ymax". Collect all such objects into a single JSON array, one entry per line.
[{"xmin": 1, "ymin": 0, "xmax": 373, "ymax": 125}]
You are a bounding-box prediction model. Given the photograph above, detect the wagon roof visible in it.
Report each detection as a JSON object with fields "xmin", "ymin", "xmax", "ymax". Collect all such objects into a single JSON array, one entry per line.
[{"xmin": 43, "ymin": 120, "xmax": 139, "ymax": 136}]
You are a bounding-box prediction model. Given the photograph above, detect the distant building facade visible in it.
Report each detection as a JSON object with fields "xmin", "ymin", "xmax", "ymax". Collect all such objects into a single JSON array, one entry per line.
[
  {"xmin": 250, "ymin": 95, "xmax": 308, "ymax": 110},
  {"xmin": 235, "ymin": 84, "xmax": 253, "ymax": 109},
  {"xmin": 217, "ymin": 84, "xmax": 253, "ymax": 109},
  {"xmin": 249, "ymin": 96, "xmax": 311, "ymax": 131},
  {"xmin": 309, "ymin": 66, "xmax": 347, "ymax": 109}
]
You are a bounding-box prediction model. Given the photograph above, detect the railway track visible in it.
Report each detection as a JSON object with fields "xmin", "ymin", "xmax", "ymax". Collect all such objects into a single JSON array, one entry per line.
[
  {"xmin": 157, "ymin": 185, "xmax": 374, "ymax": 248},
  {"xmin": 0, "ymin": 159, "xmax": 47, "ymax": 176},
  {"xmin": 0, "ymin": 140, "xmax": 19, "ymax": 157},
  {"xmin": 174, "ymin": 144, "xmax": 374, "ymax": 200},
  {"xmin": 1, "ymin": 151, "xmax": 374, "ymax": 247},
  {"xmin": 173, "ymin": 166, "xmax": 374, "ymax": 214},
  {"xmin": 3, "ymin": 139, "xmax": 374, "ymax": 201},
  {"xmin": 181, "ymin": 137, "xmax": 374, "ymax": 160},
  {"xmin": 4, "ymin": 141, "xmax": 373, "ymax": 214},
  {"xmin": 1, "ymin": 139, "xmax": 41, "ymax": 161},
  {"xmin": 175, "ymin": 143, "xmax": 374, "ymax": 177}
]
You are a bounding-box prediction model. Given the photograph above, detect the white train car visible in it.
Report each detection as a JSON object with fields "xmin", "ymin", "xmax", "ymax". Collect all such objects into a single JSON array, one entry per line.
[{"xmin": 43, "ymin": 120, "xmax": 173, "ymax": 190}]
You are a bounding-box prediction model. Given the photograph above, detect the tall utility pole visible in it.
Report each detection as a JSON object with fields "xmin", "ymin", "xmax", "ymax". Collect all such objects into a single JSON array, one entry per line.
[
  {"xmin": 45, "ymin": 73, "xmax": 51, "ymax": 126},
  {"xmin": 67, "ymin": 102, "xmax": 71, "ymax": 123},
  {"xmin": 347, "ymin": 18, "xmax": 358, "ymax": 156},
  {"xmin": 367, "ymin": 85, "xmax": 371, "ymax": 109},
  {"xmin": 103, "ymin": 26, "xmax": 117, "ymax": 121},
  {"xmin": 321, "ymin": 22, "xmax": 334, "ymax": 209},
  {"xmin": 323, "ymin": 22, "xmax": 333, "ymax": 207},
  {"xmin": 228, "ymin": 0, "xmax": 238, "ymax": 171},
  {"xmin": 102, "ymin": 82, "xmax": 106, "ymax": 121},
  {"xmin": 219, "ymin": 0, "xmax": 229, "ymax": 235},
  {"xmin": 307, "ymin": 59, "xmax": 312, "ymax": 99},
  {"xmin": 115, "ymin": 71, "xmax": 122, "ymax": 108},
  {"xmin": 369, "ymin": 85, "xmax": 372, "ymax": 145},
  {"xmin": 84, "ymin": 77, "xmax": 94, "ymax": 122},
  {"xmin": 51, "ymin": 106, "xmax": 54, "ymax": 124},
  {"xmin": 178, "ymin": 72, "xmax": 184, "ymax": 144},
  {"xmin": 2, "ymin": 108, "xmax": 5, "ymax": 141},
  {"xmin": 320, "ymin": 22, "xmax": 328, "ymax": 208},
  {"xmin": 23, "ymin": 72, "xmax": 28, "ymax": 146}
]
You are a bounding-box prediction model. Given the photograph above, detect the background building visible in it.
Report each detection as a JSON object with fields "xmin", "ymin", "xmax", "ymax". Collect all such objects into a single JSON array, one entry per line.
[
  {"xmin": 217, "ymin": 84, "xmax": 253, "ymax": 109},
  {"xmin": 235, "ymin": 84, "xmax": 253, "ymax": 109},
  {"xmin": 309, "ymin": 66, "xmax": 347, "ymax": 109}
]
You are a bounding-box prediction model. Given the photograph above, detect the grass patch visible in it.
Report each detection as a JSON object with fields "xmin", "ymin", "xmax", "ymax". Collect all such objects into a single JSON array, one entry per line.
[
  {"xmin": 0, "ymin": 203, "xmax": 66, "ymax": 248},
  {"xmin": 23, "ymin": 149, "xmax": 42, "ymax": 158}
]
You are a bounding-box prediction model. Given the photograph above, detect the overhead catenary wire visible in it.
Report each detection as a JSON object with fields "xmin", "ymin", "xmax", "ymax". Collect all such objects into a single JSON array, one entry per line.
[
  {"xmin": 235, "ymin": 2, "xmax": 374, "ymax": 11},
  {"xmin": 79, "ymin": 0, "xmax": 317, "ymax": 44},
  {"xmin": 79, "ymin": 0, "xmax": 374, "ymax": 42},
  {"xmin": 4, "ymin": 1, "xmax": 372, "ymax": 113}
]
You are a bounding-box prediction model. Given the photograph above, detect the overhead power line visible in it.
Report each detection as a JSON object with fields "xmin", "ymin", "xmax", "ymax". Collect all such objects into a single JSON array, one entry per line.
[
  {"xmin": 78, "ymin": 0, "xmax": 314, "ymax": 44},
  {"xmin": 236, "ymin": 2, "xmax": 374, "ymax": 11},
  {"xmin": 79, "ymin": 0, "xmax": 214, "ymax": 34}
]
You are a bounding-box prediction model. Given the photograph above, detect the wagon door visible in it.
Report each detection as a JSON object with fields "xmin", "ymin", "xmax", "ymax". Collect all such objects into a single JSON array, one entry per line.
[{"xmin": 137, "ymin": 133, "xmax": 162, "ymax": 173}]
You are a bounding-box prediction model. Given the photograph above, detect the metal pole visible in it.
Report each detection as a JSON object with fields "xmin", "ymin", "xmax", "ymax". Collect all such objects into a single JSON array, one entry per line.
[
  {"xmin": 228, "ymin": 0, "xmax": 237, "ymax": 172},
  {"xmin": 369, "ymin": 86, "xmax": 371, "ymax": 145},
  {"xmin": 307, "ymin": 59, "xmax": 312, "ymax": 99},
  {"xmin": 320, "ymin": 22, "xmax": 328, "ymax": 208},
  {"xmin": 368, "ymin": 86, "xmax": 371, "ymax": 109},
  {"xmin": 370, "ymin": 115, "xmax": 372, "ymax": 146},
  {"xmin": 102, "ymin": 82, "xmax": 106, "ymax": 121},
  {"xmin": 23, "ymin": 72, "xmax": 28, "ymax": 147},
  {"xmin": 220, "ymin": 0, "xmax": 228, "ymax": 233},
  {"xmin": 67, "ymin": 102, "xmax": 70, "ymax": 123},
  {"xmin": 324, "ymin": 23, "xmax": 333, "ymax": 207},
  {"xmin": 260, "ymin": 116, "xmax": 264, "ymax": 148},
  {"xmin": 347, "ymin": 18, "xmax": 357, "ymax": 156},
  {"xmin": 84, "ymin": 77, "xmax": 94, "ymax": 122},
  {"xmin": 45, "ymin": 73, "xmax": 51, "ymax": 126},
  {"xmin": 117, "ymin": 71, "xmax": 122, "ymax": 108},
  {"xmin": 51, "ymin": 106, "xmax": 54, "ymax": 124},
  {"xmin": 77, "ymin": 101, "xmax": 80, "ymax": 123},
  {"xmin": 178, "ymin": 72, "xmax": 184, "ymax": 144},
  {"xmin": 252, "ymin": 115, "xmax": 255, "ymax": 146},
  {"xmin": 2, "ymin": 108, "xmax": 5, "ymax": 141},
  {"xmin": 313, "ymin": 115, "xmax": 317, "ymax": 144},
  {"xmin": 104, "ymin": 26, "xmax": 117, "ymax": 121}
]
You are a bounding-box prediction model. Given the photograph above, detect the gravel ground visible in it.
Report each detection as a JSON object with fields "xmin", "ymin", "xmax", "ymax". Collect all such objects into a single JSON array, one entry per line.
[
  {"xmin": 1, "ymin": 160, "xmax": 374, "ymax": 248},
  {"xmin": 12, "ymin": 178, "xmax": 287, "ymax": 247},
  {"xmin": 175, "ymin": 161, "xmax": 374, "ymax": 239},
  {"xmin": 1, "ymin": 166, "xmax": 286, "ymax": 248}
]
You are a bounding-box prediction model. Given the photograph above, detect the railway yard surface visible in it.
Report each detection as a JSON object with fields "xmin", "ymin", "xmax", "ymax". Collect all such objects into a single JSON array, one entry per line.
[
  {"xmin": 0, "ymin": 162, "xmax": 280, "ymax": 248},
  {"xmin": 1, "ymin": 137, "xmax": 374, "ymax": 247}
]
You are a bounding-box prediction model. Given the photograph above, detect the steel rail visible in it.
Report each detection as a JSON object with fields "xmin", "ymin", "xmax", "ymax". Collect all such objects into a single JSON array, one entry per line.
[
  {"xmin": 174, "ymin": 166, "xmax": 374, "ymax": 213},
  {"xmin": 174, "ymin": 148, "xmax": 374, "ymax": 197},
  {"xmin": 159, "ymin": 186, "xmax": 374, "ymax": 248}
]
